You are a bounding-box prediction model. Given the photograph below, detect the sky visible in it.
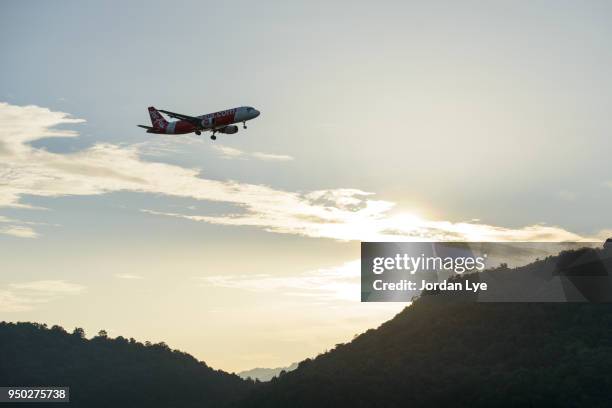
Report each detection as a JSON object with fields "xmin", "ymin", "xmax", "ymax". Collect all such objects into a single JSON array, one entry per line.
[{"xmin": 1, "ymin": 0, "xmax": 612, "ymax": 372}]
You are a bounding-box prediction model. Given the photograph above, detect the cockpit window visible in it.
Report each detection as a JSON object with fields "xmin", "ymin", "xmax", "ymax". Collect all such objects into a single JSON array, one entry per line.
[{"xmin": 247, "ymin": 107, "xmax": 253, "ymax": 112}]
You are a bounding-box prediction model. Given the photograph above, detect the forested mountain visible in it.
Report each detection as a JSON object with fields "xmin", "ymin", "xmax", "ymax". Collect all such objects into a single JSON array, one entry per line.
[
  {"xmin": 237, "ymin": 301, "xmax": 612, "ymax": 407},
  {"xmin": 236, "ymin": 248, "xmax": 612, "ymax": 407},
  {"xmin": 2, "ymin": 247, "xmax": 612, "ymax": 407},
  {"xmin": 0, "ymin": 322, "xmax": 255, "ymax": 407}
]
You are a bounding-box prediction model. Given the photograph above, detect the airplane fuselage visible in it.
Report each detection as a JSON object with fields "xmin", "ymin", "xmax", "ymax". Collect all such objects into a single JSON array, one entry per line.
[{"xmin": 147, "ymin": 106, "xmax": 260, "ymax": 135}]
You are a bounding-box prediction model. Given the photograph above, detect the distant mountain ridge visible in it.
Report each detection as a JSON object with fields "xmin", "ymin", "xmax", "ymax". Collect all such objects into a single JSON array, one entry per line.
[{"xmin": 239, "ymin": 363, "xmax": 298, "ymax": 381}]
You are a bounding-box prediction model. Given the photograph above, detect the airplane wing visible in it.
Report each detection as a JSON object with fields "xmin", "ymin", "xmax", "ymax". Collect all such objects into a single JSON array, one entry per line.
[{"xmin": 158, "ymin": 109, "xmax": 201, "ymax": 125}]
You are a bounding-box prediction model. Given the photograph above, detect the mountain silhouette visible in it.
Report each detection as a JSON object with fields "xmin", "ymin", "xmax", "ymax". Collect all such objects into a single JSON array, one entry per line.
[
  {"xmin": 236, "ymin": 247, "xmax": 612, "ymax": 407},
  {"xmin": 239, "ymin": 363, "xmax": 299, "ymax": 382},
  {"xmin": 237, "ymin": 303, "xmax": 612, "ymax": 407},
  {"xmin": 0, "ymin": 323, "xmax": 255, "ymax": 407},
  {"xmin": 2, "ymin": 246, "xmax": 612, "ymax": 407}
]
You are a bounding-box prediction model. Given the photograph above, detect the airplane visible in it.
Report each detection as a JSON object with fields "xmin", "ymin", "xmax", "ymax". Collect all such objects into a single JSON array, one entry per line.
[{"xmin": 138, "ymin": 106, "xmax": 260, "ymax": 140}]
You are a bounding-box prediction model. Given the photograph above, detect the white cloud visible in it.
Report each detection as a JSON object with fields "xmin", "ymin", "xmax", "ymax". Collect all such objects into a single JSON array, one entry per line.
[
  {"xmin": 213, "ymin": 145, "xmax": 245, "ymax": 159},
  {"xmin": 250, "ymin": 152, "xmax": 294, "ymax": 161},
  {"xmin": 0, "ymin": 280, "xmax": 85, "ymax": 312},
  {"xmin": 0, "ymin": 225, "xmax": 38, "ymax": 238},
  {"xmin": 0, "ymin": 102, "xmax": 598, "ymax": 242},
  {"xmin": 0, "ymin": 214, "xmax": 46, "ymax": 238},
  {"xmin": 9, "ymin": 280, "xmax": 86, "ymax": 293},
  {"xmin": 114, "ymin": 273, "xmax": 145, "ymax": 280},
  {"xmin": 213, "ymin": 144, "xmax": 294, "ymax": 161},
  {"xmin": 199, "ymin": 260, "xmax": 361, "ymax": 302},
  {"xmin": 0, "ymin": 290, "xmax": 38, "ymax": 312},
  {"xmin": 137, "ymin": 133, "xmax": 209, "ymax": 158}
]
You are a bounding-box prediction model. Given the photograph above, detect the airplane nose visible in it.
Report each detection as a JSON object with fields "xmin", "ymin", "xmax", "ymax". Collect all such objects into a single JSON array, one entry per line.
[{"xmin": 253, "ymin": 109, "xmax": 260, "ymax": 118}]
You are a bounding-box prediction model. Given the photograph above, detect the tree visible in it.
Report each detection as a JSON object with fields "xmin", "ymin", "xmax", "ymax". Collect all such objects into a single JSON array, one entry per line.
[{"xmin": 72, "ymin": 327, "xmax": 85, "ymax": 338}]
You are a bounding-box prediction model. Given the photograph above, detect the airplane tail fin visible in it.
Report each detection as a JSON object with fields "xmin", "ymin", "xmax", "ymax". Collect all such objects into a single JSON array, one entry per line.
[{"xmin": 148, "ymin": 106, "xmax": 168, "ymax": 130}]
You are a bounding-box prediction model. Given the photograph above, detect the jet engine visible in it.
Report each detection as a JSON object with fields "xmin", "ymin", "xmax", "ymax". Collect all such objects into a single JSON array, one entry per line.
[{"xmin": 218, "ymin": 125, "xmax": 239, "ymax": 134}]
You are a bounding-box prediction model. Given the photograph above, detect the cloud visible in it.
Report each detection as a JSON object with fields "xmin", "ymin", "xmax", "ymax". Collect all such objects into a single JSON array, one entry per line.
[
  {"xmin": 9, "ymin": 280, "xmax": 85, "ymax": 293},
  {"xmin": 0, "ymin": 280, "xmax": 85, "ymax": 312},
  {"xmin": 114, "ymin": 273, "xmax": 144, "ymax": 280},
  {"xmin": 0, "ymin": 290, "xmax": 36, "ymax": 312},
  {"xmin": 0, "ymin": 102, "xmax": 305, "ymax": 219},
  {"xmin": 0, "ymin": 215, "xmax": 40, "ymax": 238},
  {"xmin": 596, "ymin": 229, "xmax": 612, "ymax": 240},
  {"xmin": 0, "ymin": 225, "xmax": 38, "ymax": 238},
  {"xmin": 137, "ymin": 134, "xmax": 203, "ymax": 158},
  {"xmin": 213, "ymin": 145, "xmax": 245, "ymax": 159},
  {"xmin": 213, "ymin": 144, "xmax": 294, "ymax": 161},
  {"xmin": 251, "ymin": 152, "xmax": 294, "ymax": 161},
  {"xmin": 0, "ymin": 102, "xmax": 598, "ymax": 242},
  {"xmin": 142, "ymin": 208, "xmax": 588, "ymax": 243},
  {"xmin": 198, "ymin": 260, "xmax": 361, "ymax": 302}
]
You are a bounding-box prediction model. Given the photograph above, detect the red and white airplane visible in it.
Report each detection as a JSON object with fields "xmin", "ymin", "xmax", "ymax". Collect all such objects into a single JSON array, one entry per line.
[{"xmin": 138, "ymin": 106, "xmax": 260, "ymax": 140}]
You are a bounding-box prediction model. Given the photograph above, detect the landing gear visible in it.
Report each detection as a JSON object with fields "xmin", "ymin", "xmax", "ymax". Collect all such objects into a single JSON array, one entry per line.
[
  {"xmin": 211, "ymin": 133, "xmax": 217, "ymax": 140},
  {"xmin": 243, "ymin": 121, "xmax": 247, "ymax": 129},
  {"xmin": 195, "ymin": 130, "xmax": 201, "ymax": 135}
]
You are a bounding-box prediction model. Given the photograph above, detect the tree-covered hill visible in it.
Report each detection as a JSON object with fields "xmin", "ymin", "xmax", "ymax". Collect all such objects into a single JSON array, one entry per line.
[
  {"xmin": 2, "ymin": 247, "xmax": 612, "ymax": 407},
  {"xmin": 236, "ymin": 248, "xmax": 612, "ymax": 408},
  {"xmin": 0, "ymin": 322, "xmax": 255, "ymax": 407},
  {"xmin": 238, "ymin": 301, "xmax": 612, "ymax": 407}
]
